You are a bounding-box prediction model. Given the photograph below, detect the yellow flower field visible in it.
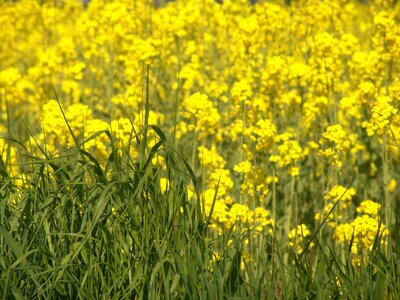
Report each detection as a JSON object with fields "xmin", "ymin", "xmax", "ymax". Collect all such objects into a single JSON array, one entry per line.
[{"xmin": 0, "ymin": 0, "xmax": 399, "ymax": 297}]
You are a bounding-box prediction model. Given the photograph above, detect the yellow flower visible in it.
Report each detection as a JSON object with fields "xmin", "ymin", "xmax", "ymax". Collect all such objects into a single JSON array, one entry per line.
[
  {"xmin": 335, "ymin": 215, "xmax": 389, "ymax": 265},
  {"xmin": 356, "ymin": 200, "xmax": 381, "ymax": 218},
  {"xmin": 233, "ymin": 160, "xmax": 252, "ymax": 174},
  {"xmin": 288, "ymin": 224, "xmax": 314, "ymax": 254},
  {"xmin": 251, "ymin": 119, "xmax": 277, "ymax": 152}
]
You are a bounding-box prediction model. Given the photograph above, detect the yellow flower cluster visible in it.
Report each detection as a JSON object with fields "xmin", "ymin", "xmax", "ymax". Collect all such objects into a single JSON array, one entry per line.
[
  {"xmin": 318, "ymin": 124, "xmax": 364, "ymax": 169},
  {"xmin": 288, "ymin": 224, "xmax": 314, "ymax": 254},
  {"xmin": 315, "ymin": 185, "xmax": 357, "ymax": 227},
  {"xmin": 251, "ymin": 119, "xmax": 277, "ymax": 152},
  {"xmin": 179, "ymin": 92, "xmax": 221, "ymax": 140},
  {"xmin": 335, "ymin": 200, "xmax": 389, "ymax": 266},
  {"xmin": 362, "ymin": 96, "xmax": 399, "ymax": 140},
  {"xmin": 233, "ymin": 160, "xmax": 278, "ymax": 205},
  {"xmin": 356, "ymin": 199, "xmax": 382, "ymax": 217},
  {"xmin": 196, "ymin": 144, "xmax": 274, "ymax": 237},
  {"xmin": 270, "ymin": 133, "xmax": 303, "ymax": 177}
]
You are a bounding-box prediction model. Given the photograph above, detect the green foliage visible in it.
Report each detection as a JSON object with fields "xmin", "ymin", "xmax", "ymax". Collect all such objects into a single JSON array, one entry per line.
[{"xmin": 0, "ymin": 108, "xmax": 399, "ymax": 299}]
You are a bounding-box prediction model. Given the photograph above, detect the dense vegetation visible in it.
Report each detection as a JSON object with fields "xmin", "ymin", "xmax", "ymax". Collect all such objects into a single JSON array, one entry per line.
[{"xmin": 0, "ymin": 0, "xmax": 399, "ymax": 298}]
